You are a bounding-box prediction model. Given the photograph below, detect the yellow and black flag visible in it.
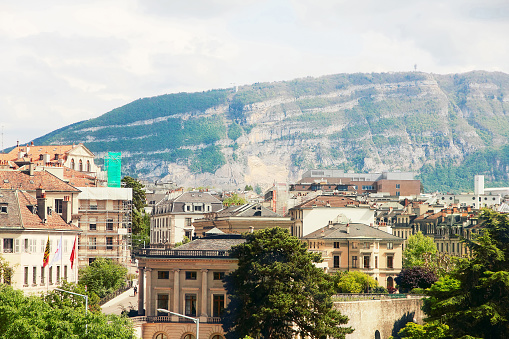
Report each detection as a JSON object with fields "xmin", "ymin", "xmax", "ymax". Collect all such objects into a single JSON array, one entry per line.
[{"xmin": 43, "ymin": 235, "xmax": 50, "ymax": 267}]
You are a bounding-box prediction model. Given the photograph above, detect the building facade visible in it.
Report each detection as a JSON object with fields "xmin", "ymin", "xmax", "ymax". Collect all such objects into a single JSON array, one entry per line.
[{"xmin": 303, "ymin": 222, "xmax": 403, "ymax": 289}]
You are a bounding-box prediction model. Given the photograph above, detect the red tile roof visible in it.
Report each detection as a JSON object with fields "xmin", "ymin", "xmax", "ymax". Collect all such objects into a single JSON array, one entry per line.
[
  {"xmin": 294, "ymin": 195, "xmax": 360, "ymax": 209},
  {"xmin": 0, "ymin": 171, "xmax": 80, "ymax": 192}
]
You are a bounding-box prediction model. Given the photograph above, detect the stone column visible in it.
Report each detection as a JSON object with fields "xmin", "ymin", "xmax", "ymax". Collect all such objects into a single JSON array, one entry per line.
[
  {"xmin": 138, "ymin": 267, "xmax": 145, "ymax": 316},
  {"xmin": 172, "ymin": 269, "xmax": 180, "ymax": 313},
  {"xmin": 145, "ymin": 268, "xmax": 152, "ymax": 316},
  {"xmin": 200, "ymin": 269, "xmax": 208, "ymax": 318}
]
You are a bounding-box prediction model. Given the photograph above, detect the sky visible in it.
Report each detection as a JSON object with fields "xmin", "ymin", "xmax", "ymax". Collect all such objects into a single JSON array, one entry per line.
[{"xmin": 1, "ymin": 0, "xmax": 509, "ymax": 150}]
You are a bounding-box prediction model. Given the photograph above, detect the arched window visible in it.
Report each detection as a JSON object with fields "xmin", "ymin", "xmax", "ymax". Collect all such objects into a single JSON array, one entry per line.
[
  {"xmin": 154, "ymin": 333, "xmax": 168, "ymax": 339},
  {"xmin": 79, "ymin": 159, "xmax": 83, "ymax": 172},
  {"xmin": 375, "ymin": 330, "xmax": 381, "ymax": 339},
  {"xmin": 211, "ymin": 335, "xmax": 224, "ymax": 339},
  {"xmin": 71, "ymin": 159, "xmax": 75, "ymax": 170},
  {"xmin": 183, "ymin": 335, "xmax": 195, "ymax": 339},
  {"xmin": 387, "ymin": 276, "xmax": 394, "ymax": 289},
  {"xmin": 87, "ymin": 160, "xmax": 91, "ymax": 172}
]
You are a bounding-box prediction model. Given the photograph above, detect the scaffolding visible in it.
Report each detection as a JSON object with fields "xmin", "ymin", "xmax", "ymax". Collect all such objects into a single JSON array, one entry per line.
[
  {"xmin": 76, "ymin": 187, "xmax": 133, "ymax": 268},
  {"xmin": 105, "ymin": 152, "xmax": 121, "ymax": 188}
]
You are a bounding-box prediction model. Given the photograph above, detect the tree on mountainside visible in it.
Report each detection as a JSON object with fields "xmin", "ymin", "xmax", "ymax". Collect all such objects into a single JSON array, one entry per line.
[
  {"xmin": 223, "ymin": 227, "xmax": 353, "ymax": 339},
  {"xmin": 420, "ymin": 209, "xmax": 509, "ymax": 338}
]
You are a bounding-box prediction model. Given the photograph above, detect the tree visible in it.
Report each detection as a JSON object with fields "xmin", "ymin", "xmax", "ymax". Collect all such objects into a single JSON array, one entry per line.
[
  {"xmin": 335, "ymin": 271, "xmax": 380, "ymax": 293},
  {"xmin": 244, "ymin": 185, "xmax": 253, "ymax": 191},
  {"xmin": 403, "ymin": 231, "xmax": 437, "ymax": 268},
  {"xmin": 223, "ymin": 227, "xmax": 353, "ymax": 339},
  {"xmin": 0, "ymin": 255, "xmax": 14, "ymax": 285},
  {"xmin": 395, "ymin": 267, "xmax": 438, "ymax": 293},
  {"xmin": 79, "ymin": 258, "xmax": 128, "ymax": 298},
  {"xmin": 391, "ymin": 322, "xmax": 451, "ymax": 339},
  {"xmin": 122, "ymin": 176, "xmax": 150, "ymax": 250},
  {"xmin": 422, "ymin": 209, "xmax": 509, "ymax": 338},
  {"xmin": 222, "ymin": 193, "xmax": 247, "ymax": 207},
  {"xmin": 0, "ymin": 284, "xmax": 134, "ymax": 338}
]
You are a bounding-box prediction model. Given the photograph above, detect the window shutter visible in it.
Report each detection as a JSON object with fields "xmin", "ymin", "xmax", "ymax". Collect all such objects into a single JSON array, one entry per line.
[
  {"xmin": 15, "ymin": 239, "xmax": 20, "ymax": 253},
  {"xmin": 21, "ymin": 239, "xmax": 25, "ymax": 252}
]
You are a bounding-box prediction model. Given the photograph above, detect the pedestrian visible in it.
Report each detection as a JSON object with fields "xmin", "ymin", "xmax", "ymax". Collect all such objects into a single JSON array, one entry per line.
[{"xmin": 134, "ymin": 285, "xmax": 137, "ymax": 296}]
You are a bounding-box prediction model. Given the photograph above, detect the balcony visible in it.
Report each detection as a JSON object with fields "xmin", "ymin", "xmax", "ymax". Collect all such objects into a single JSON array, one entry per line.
[{"xmin": 134, "ymin": 248, "xmax": 233, "ymax": 258}]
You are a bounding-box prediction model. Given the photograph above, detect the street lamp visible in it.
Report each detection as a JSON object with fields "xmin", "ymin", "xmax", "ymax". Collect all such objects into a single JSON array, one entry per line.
[
  {"xmin": 55, "ymin": 288, "xmax": 88, "ymax": 333},
  {"xmin": 157, "ymin": 308, "xmax": 199, "ymax": 339}
]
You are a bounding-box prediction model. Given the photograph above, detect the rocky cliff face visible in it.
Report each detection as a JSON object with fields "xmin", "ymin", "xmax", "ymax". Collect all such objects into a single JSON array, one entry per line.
[{"xmin": 35, "ymin": 71, "xmax": 509, "ymax": 192}]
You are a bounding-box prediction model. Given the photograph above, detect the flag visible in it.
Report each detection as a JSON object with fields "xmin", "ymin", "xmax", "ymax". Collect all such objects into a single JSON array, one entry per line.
[
  {"xmin": 50, "ymin": 235, "xmax": 62, "ymax": 267},
  {"xmin": 43, "ymin": 235, "xmax": 50, "ymax": 267},
  {"xmin": 70, "ymin": 236, "xmax": 77, "ymax": 269}
]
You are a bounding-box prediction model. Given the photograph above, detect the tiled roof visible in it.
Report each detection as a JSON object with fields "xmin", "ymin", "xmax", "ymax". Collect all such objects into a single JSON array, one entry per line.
[
  {"xmin": 0, "ymin": 189, "xmax": 80, "ymax": 231},
  {"xmin": 303, "ymin": 222, "xmax": 402, "ymax": 241},
  {"xmin": 294, "ymin": 195, "xmax": 360, "ymax": 209},
  {"xmin": 173, "ymin": 192, "xmax": 222, "ymax": 204},
  {"xmin": 216, "ymin": 203, "xmax": 282, "ymax": 218},
  {"xmin": 63, "ymin": 167, "xmax": 98, "ymax": 187},
  {"xmin": 0, "ymin": 171, "xmax": 80, "ymax": 192},
  {"xmin": 1, "ymin": 144, "xmax": 74, "ymax": 163},
  {"xmin": 176, "ymin": 234, "xmax": 245, "ymax": 251}
]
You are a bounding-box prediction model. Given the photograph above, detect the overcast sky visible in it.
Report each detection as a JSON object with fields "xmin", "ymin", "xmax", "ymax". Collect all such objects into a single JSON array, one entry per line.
[{"xmin": 1, "ymin": 0, "xmax": 509, "ymax": 150}]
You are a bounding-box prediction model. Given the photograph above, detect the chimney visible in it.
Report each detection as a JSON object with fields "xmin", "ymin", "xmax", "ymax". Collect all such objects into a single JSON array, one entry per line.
[
  {"xmin": 62, "ymin": 196, "xmax": 71, "ymax": 223},
  {"xmin": 346, "ymin": 223, "xmax": 350, "ymax": 234},
  {"xmin": 328, "ymin": 220, "xmax": 333, "ymax": 229},
  {"xmin": 36, "ymin": 188, "xmax": 47, "ymax": 222}
]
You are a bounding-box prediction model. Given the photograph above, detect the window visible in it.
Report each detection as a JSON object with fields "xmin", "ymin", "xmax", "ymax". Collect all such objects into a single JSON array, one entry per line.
[
  {"xmin": 387, "ymin": 256, "xmax": 394, "ymax": 269},
  {"xmin": 362, "ymin": 185, "xmax": 374, "ymax": 190},
  {"xmin": 106, "ymin": 219, "xmax": 114, "ymax": 231},
  {"xmin": 185, "ymin": 218, "xmax": 192, "ymax": 227},
  {"xmin": 49, "ymin": 267, "xmax": 53, "ymax": 285},
  {"xmin": 3, "ymin": 239, "xmax": 13, "ymax": 253},
  {"xmin": 183, "ymin": 335, "xmax": 195, "ymax": 339},
  {"xmin": 0, "ymin": 203, "xmax": 7, "ymax": 213},
  {"xmin": 71, "ymin": 159, "xmax": 75, "ymax": 170},
  {"xmin": 186, "ymin": 271, "xmax": 197, "ymax": 280},
  {"xmin": 64, "ymin": 265, "xmax": 68, "ymax": 281},
  {"xmin": 79, "ymin": 160, "xmax": 83, "ymax": 171},
  {"xmin": 396, "ymin": 184, "xmax": 400, "ymax": 189},
  {"xmin": 106, "ymin": 237, "xmax": 113, "ymax": 250},
  {"xmin": 213, "ymin": 294, "xmax": 225, "ymax": 317},
  {"xmin": 24, "ymin": 239, "xmax": 29, "ymax": 252},
  {"xmin": 89, "ymin": 258, "xmax": 95, "ymax": 265},
  {"xmin": 375, "ymin": 256, "xmax": 378, "ymax": 269},
  {"xmin": 54, "ymin": 199, "xmax": 63, "ymax": 214},
  {"xmin": 352, "ymin": 256, "xmax": 358, "ymax": 268},
  {"xmin": 153, "ymin": 333, "xmax": 168, "ymax": 339},
  {"xmin": 24, "ymin": 266, "xmax": 29, "ymax": 286},
  {"xmin": 213, "ymin": 272, "xmax": 225, "ymax": 280},
  {"xmin": 333, "ymin": 255, "xmax": 340, "ymax": 268},
  {"xmin": 56, "ymin": 266, "xmax": 60, "ymax": 283},
  {"xmin": 211, "ymin": 336, "xmax": 224, "ymax": 339},
  {"xmin": 387, "ymin": 242, "xmax": 393, "ymax": 249},
  {"xmin": 333, "ymin": 242, "xmax": 340, "ymax": 249},
  {"xmin": 158, "ymin": 271, "xmax": 170, "ymax": 279},
  {"xmin": 89, "ymin": 223, "xmax": 96, "ymax": 231},
  {"xmin": 33, "ymin": 266, "xmax": 37, "ymax": 285},
  {"xmin": 157, "ymin": 294, "xmax": 169, "ymax": 315},
  {"xmin": 88, "ymin": 237, "xmax": 96, "ymax": 250},
  {"xmin": 396, "ymin": 191, "xmax": 400, "ymax": 196},
  {"xmin": 351, "ymin": 242, "xmax": 358, "ymax": 249},
  {"xmin": 363, "ymin": 242, "xmax": 370, "ymax": 249},
  {"xmin": 185, "ymin": 294, "xmax": 197, "ymax": 316},
  {"xmin": 363, "ymin": 256, "xmax": 370, "ymax": 268},
  {"xmin": 195, "ymin": 205, "xmax": 202, "ymax": 212}
]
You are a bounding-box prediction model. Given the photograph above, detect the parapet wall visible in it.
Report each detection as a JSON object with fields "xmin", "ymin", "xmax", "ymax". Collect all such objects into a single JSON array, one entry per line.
[{"xmin": 334, "ymin": 297, "xmax": 425, "ymax": 339}]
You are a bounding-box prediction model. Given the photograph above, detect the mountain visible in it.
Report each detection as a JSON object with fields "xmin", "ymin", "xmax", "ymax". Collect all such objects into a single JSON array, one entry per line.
[{"xmin": 33, "ymin": 71, "xmax": 509, "ymax": 193}]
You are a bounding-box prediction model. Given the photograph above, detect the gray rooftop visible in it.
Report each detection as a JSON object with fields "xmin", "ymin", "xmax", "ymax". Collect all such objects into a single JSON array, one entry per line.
[{"xmin": 303, "ymin": 222, "xmax": 403, "ymax": 241}]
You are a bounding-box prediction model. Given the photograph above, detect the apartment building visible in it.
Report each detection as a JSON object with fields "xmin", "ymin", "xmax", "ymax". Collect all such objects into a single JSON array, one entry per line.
[{"xmin": 0, "ymin": 188, "xmax": 80, "ymax": 293}]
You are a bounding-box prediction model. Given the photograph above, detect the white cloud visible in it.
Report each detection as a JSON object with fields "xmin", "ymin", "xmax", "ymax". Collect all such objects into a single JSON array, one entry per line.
[{"xmin": 0, "ymin": 0, "xmax": 508, "ymax": 149}]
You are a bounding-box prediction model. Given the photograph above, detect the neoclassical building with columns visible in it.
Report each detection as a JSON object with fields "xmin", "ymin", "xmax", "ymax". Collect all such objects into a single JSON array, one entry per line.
[{"xmin": 134, "ymin": 229, "xmax": 244, "ymax": 339}]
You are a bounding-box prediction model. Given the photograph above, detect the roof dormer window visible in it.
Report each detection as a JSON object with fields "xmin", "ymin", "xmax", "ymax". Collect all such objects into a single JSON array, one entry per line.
[{"xmin": 0, "ymin": 203, "xmax": 7, "ymax": 213}]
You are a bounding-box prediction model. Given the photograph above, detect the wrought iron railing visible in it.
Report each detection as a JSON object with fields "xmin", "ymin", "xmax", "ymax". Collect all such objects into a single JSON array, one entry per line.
[{"xmin": 134, "ymin": 248, "xmax": 233, "ymax": 258}]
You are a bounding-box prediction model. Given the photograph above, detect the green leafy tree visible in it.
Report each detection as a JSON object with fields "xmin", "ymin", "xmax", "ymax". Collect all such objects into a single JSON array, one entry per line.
[
  {"xmin": 0, "ymin": 255, "xmax": 14, "ymax": 285},
  {"xmin": 403, "ymin": 231, "xmax": 437, "ymax": 268},
  {"xmin": 45, "ymin": 281, "xmax": 101, "ymax": 313},
  {"xmin": 222, "ymin": 193, "xmax": 248, "ymax": 207},
  {"xmin": 121, "ymin": 176, "xmax": 150, "ymax": 250},
  {"xmin": 78, "ymin": 258, "xmax": 127, "ymax": 298},
  {"xmin": 223, "ymin": 227, "xmax": 353, "ymax": 339},
  {"xmin": 0, "ymin": 284, "xmax": 134, "ymax": 339},
  {"xmin": 244, "ymin": 185, "xmax": 253, "ymax": 191},
  {"xmin": 390, "ymin": 322, "xmax": 451, "ymax": 339},
  {"xmin": 422, "ymin": 209, "xmax": 509, "ymax": 338},
  {"xmin": 335, "ymin": 271, "xmax": 380, "ymax": 293}
]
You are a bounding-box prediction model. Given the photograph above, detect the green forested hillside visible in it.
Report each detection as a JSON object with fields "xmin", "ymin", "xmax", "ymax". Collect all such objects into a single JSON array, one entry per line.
[{"xmin": 33, "ymin": 71, "xmax": 509, "ymax": 193}]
